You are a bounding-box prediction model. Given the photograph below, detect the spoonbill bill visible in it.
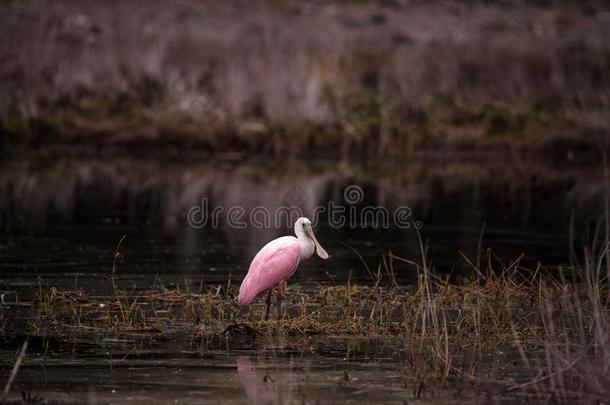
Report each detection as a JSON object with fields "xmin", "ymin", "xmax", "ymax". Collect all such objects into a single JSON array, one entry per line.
[{"xmin": 238, "ymin": 217, "xmax": 329, "ymax": 320}]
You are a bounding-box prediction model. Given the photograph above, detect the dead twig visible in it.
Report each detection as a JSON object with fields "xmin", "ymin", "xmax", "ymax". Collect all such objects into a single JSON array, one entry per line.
[{"xmin": 1, "ymin": 340, "xmax": 28, "ymax": 401}]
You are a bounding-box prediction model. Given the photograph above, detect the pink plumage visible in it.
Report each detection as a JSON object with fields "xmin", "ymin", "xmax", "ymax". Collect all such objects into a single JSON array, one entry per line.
[
  {"xmin": 238, "ymin": 236, "xmax": 301, "ymax": 305},
  {"xmin": 237, "ymin": 217, "xmax": 328, "ymax": 320}
]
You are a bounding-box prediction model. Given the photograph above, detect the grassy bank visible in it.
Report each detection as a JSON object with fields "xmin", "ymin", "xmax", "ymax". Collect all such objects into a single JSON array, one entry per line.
[{"xmin": 1, "ymin": 1, "xmax": 609, "ymax": 159}]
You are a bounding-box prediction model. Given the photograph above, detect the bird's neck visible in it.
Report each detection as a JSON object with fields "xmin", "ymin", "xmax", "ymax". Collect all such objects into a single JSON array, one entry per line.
[{"xmin": 295, "ymin": 229, "xmax": 314, "ymax": 259}]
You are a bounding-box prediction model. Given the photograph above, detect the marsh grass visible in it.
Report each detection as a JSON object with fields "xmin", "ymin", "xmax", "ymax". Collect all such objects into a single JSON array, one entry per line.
[
  {"xmin": 2, "ymin": 237, "xmax": 608, "ymax": 402},
  {"xmin": 3, "ymin": 200, "xmax": 610, "ymax": 402},
  {"xmin": 2, "ymin": 1, "xmax": 609, "ymax": 158}
]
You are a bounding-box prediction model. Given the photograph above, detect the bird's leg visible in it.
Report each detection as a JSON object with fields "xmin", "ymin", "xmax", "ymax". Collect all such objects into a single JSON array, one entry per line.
[
  {"xmin": 276, "ymin": 281, "xmax": 285, "ymax": 321},
  {"xmin": 265, "ymin": 289, "xmax": 272, "ymax": 321}
]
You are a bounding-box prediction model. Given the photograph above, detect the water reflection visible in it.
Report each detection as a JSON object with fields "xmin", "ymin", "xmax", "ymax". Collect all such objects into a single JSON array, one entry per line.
[
  {"xmin": 237, "ymin": 356, "xmax": 288, "ymax": 404},
  {"xmin": 0, "ymin": 157, "xmax": 605, "ymax": 289}
]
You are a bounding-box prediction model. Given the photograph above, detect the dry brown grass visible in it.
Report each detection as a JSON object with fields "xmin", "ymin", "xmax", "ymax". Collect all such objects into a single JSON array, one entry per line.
[
  {"xmin": 1, "ymin": 239, "xmax": 608, "ymax": 402},
  {"xmin": 1, "ymin": 1, "xmax": 608, "ymax": 158}
]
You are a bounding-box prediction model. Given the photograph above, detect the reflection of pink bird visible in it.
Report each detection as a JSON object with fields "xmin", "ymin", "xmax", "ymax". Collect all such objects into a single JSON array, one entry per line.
[
  {"xmin": 237, "ymin": 356, "xmax": 282, "ymax": 402},
  {"xmin": 238, "ymin": 217, "xmax": 329, "ymax": 320}
]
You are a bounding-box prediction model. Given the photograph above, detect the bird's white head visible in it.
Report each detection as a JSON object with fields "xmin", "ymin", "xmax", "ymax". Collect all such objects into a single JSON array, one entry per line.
[{"xmin": 294, "ymin": 217, "xmax": 329, "ymax": 260}]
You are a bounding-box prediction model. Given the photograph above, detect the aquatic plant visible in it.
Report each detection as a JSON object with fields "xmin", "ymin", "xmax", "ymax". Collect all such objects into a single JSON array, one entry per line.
[{"xmin": 2, "ymin": 236, "xmax": 608, "ymax": 402}]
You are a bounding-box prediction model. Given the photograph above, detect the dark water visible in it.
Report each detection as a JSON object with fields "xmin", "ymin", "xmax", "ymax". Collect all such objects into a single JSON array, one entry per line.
[
  {"xmin": 3, "ymin": 334, "xmax": 471, "ymax": 404},
  {"xmin": 0, "ymin": 156, "xmax": 605, "ymax": 402},
  {"xmin": 1, "ymin": 157, "xmax": 603, "ymax": 288}
]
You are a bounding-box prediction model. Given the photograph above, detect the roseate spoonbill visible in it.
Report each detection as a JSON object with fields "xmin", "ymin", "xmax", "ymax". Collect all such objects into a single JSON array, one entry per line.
[{"xmin": 238, "ymin": 217, "xmax": 329, "ymax": 320}]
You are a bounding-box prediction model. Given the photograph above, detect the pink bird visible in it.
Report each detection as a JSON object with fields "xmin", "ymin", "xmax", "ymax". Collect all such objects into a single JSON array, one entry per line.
[{"xmin": 238, "ymin": 217, "xmax": 329, "ymax": 320}]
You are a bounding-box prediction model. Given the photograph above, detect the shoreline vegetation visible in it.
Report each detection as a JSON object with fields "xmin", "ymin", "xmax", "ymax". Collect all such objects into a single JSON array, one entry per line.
[
  {"xmin": 2, "ymin": 237, "xmax": 609, "ymax": 402},
  {"xmin": 1, "ymin": 0, "xmax": 609, "ymax": 160}
]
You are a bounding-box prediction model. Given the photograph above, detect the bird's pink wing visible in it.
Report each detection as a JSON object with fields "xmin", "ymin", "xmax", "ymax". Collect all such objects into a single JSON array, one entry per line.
[{"xmin": 238, "ymin": 237, "xmax": 300, "ymax": 305}]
